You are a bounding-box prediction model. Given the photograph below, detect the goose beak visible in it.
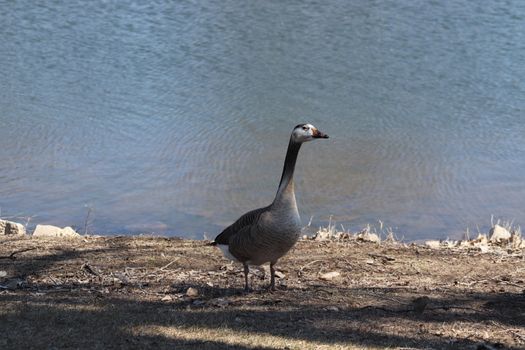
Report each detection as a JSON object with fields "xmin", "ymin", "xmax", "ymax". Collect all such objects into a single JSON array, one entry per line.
[{"xmin": 313, "ymin": 129, "xmax": 329, "ymax": 139}]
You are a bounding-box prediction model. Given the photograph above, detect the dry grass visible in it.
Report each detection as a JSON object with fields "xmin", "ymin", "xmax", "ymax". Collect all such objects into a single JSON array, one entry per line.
[{"xmin": 1, "ymin": 235, "xmax": 524, "ymax": 349}]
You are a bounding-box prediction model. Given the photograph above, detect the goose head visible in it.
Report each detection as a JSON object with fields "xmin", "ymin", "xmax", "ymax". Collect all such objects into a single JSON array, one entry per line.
[{"xmin": 291, "ymin": 123, "xmax": 329, "ymax": 143}]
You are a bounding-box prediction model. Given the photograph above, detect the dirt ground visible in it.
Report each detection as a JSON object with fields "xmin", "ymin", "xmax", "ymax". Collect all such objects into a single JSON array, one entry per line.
[{"xmin": 1, "ymin": 235, "xmax": 524, "ymax": 350}]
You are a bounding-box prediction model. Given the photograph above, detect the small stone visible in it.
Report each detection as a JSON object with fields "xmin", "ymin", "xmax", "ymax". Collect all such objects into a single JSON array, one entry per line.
[
  {"xmin": 443, "ymin": 240, "xmax": 457, "ymax": 248},
  {"xmin": 489, "ymin": 224, "xmax": 511, "ymax": 243},
  {"xmin": 274, "ymin": 271, "xmax": 285, "ymax": 279},
  {"xmin": 0, "ymin": 271, "xmax": 7, "ymax": 278},
  {"xmin": 112, "ymin": 278, "xmax": 125, "ymax": 288},
  {"xmin": 314, "ymin": 230, "xmax": 332, "ymax": 241},
  {"xmin": 473, "ymin": 233, "xmax": 488, "ymax": 244},
  {"xmin": 365, "ymin": 259, "xmax": 375, "ymax": 265},
  {"xmin": 324, "ymin": 306, "xmax": 339, "ymax": 312},
  {"xmin": 192, "ymin": 300, "xmax": 205, "ymax": 305},
  {"xmin": 113, "ymin": 273, "xmax": 128, "ymax": 285},
  {"xmin": 161, "ymin": 295, "xmax": 173, "ymax": 302},
  {"xmin": 186, "ymin": 287, "xmax": 199, "ymax": 298},
  {"xmin": 479, "ymin": 245, "xmax": 490, "ymax": 253},
  {"xmin": 356, "ymin": 231, "xmax": 380, "ymax": 243},
  {"xmin": 0, "ymin": 220, "xmax": 26, "ymax": 235},
  {"xmin": 33, "ymin": 225, "xmax": 80, "ymax": 238},
  {"xmin": 425, "ymin": 240, "xmax": 441, "ymax": 249},
  {"xmin": 319, "ymin": 271, "xmax": 341, "ymax": 281}
]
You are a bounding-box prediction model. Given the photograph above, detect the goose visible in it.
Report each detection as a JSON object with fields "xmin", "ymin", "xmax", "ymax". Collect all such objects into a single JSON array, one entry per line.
[{"xmin": 212, "ymin": 123, "xmax": 329, "ymax": 291}]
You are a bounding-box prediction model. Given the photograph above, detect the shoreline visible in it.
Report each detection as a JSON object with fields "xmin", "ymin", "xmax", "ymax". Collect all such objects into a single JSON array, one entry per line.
[{"xmin": 2, "ymin": 216, "xmax": 523, "ymax": 251}]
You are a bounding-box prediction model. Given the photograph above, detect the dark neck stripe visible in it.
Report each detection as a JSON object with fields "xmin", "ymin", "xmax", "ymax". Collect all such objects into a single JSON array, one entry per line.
[{"xmin": 275, "ymin": 138, "xmax": 301, "ymax": 197}]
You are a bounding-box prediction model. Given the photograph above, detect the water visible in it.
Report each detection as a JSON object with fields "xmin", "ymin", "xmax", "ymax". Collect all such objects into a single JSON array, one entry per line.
[{"xmin": 1, "ymin": 0, "xmax": 524, "ymax": 240}]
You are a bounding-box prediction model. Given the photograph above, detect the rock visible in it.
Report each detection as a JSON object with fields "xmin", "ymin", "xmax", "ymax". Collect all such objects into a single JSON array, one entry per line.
[
  {"xmin": 324, "ymin": 306, "xmax": 339, "ymax": 312},
  {"xmin": 186, "ymin": 287, "xmax": 199, "ymax": 298},
  {"xmin": 473, "ymin": 234, "xmax": 489, "ymax": 245},
  {"xmin": 0, "ymin": 271, "xmax": 7, "ymax": 278},
  {"xmin": 425, "ymin": 240, "xmax": 441, "ymax": 249},
  {"xmin": 443, "ymin": 240, "xmax": 457, "ymax": 248},
  {"xmin": 319, "ymin": 271, "xmax": 341, "ymax": 281},
  {"xmin": 161, "ymin": 295, "xmax": 173, "ymax": 302},
  {"xmin": 113, "ymin": 272, "xmax": 128, "ymax": 285},
  {"xmin": 314, "ymin": 229, "xmax": 333, "ymax": 241},
  {"xmin": 356, "ymin": 231, "xmax": 380, "ymax": 243},
  {"xmin": 33, "ymin": 225, "xmax": 80, "ymax": 238},
  {"xmin": 260, "ymin": 266, "xmax": 285, "ymax": 279},
  {"xmin": 0, "ymin": 220, "xmax": 26, "ymax": 235},
  {"xmin": 479, "ymin": 245, "xmax": 490, "ymax": 253},
  {"xmin": 489, "ymin": 225, "xmax": 511, "ymax": 243},
  {"xmin": 274, "ymin": 271, "xmax": 285, "ymax": 279}
]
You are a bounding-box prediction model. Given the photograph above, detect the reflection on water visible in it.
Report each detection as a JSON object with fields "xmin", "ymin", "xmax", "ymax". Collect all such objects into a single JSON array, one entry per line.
[{"xmin": 1, "ymin": 1, "xmax": 524, "ymax": 240}]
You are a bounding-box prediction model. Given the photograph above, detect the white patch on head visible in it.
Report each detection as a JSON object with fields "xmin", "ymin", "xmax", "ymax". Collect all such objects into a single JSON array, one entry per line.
[
  {"xmin": 292, "ymin": 123, "xmax": 317, "ymax": 142},
  {"xmin": 217, "ymin": 244, "xmax": 239, "ymax": 262}
]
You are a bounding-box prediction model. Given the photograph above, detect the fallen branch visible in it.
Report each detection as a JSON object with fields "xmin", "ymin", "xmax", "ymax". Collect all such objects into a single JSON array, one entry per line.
[
  {"xmin": 0, "ymin": 247, "xmax": 37, "ymax": 260},
  {"xmin": 299, "ymin": 260, "xmax": 324, "ymax": 272},
  {"xmin": 159, "ymin": 258, "xmax": 181, "ymax": 271}
]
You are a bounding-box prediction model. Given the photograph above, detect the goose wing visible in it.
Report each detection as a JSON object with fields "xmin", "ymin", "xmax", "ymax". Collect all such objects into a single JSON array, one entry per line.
[{"xmin": 214, "ymin": 206, "xmax": 270, "ymax": 245}]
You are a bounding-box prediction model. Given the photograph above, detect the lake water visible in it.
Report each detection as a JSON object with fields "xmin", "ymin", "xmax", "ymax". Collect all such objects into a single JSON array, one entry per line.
[{"xmin": 1, "ymin": 0, "xmax": 524, "ymax": 240}]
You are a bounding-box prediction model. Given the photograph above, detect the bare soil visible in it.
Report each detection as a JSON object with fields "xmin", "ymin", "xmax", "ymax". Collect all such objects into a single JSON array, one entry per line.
[{"xmin": 1, "ymin": 235, "xmax": 524, "ymax": 349}]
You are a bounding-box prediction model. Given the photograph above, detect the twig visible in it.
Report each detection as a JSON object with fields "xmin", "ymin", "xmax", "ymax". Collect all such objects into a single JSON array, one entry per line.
[
  {"xmin": 48, "ymin": 276, "xmax": 60, "ymax": 286},
  {"xmin": 499, "ymin": 281, "xmax": 524, "ymax": 288},
  {"xmin": 0, "ymin": 247, "xmax": 37, "ymax": 260},
  {"xmin": 299, "ymin": 260, "xmax": 324, "ymax": 272},
  {"xmin": 159, "ymin": 258, "xmax": 181, "ymax": 271}
]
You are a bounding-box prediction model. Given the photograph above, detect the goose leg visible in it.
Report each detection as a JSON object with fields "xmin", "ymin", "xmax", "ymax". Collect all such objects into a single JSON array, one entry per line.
[
  {"xmin": 268, "ymin": 262, "xmax": 276, "ymax": 291},
  {"xmin": 243, "ymin": 263, "xmax": 251, "ymax": 292}
]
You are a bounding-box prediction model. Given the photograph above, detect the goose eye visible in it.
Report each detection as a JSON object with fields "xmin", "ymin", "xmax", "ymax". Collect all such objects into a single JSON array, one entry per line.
[{"xmin": 302, "ymin": 126, "xmax": 309, "ymax": 131}]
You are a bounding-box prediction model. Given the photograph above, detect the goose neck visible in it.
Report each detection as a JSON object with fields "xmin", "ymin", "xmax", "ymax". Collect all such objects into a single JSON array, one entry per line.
[{"xmin": 275, "ymin": 139, "xmax": 301, "ymax": 200}]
